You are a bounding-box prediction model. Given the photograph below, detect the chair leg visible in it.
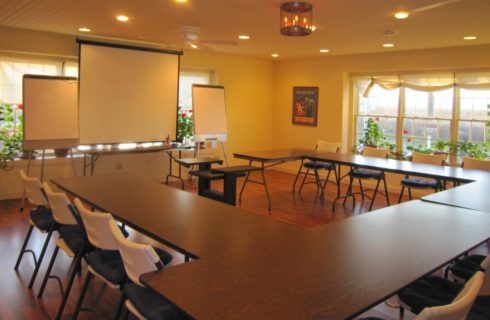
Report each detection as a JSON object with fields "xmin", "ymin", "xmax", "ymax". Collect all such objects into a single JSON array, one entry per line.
[
  {"xmin": 38, "ymin": 245, "xmax": 60, "ymax": 297},
  {"xmin": 342, "ymin": 174, "xmax": 354, "ymax": 206},
  {"xmin": 368, "ymin": 178, "xmax": 381, "ymax": 212},
  {"xmin": 320, "ymin": 168, "xmax": 333, "ymax": 200},
  {"xmin": 382, "ymin": 176, "xmax": 390, "ymax": 206},
  {"xmin": 399, "ymin": 306, "xmax": 405, "ymax": 319},
  {"xmin": 314, "ymin": 169, "xmax": 321, "ymax": 190},
  {"xmin": 358, "ymin": 179, "xmax": 365, "ymax": 201},
  {"xmin": 14, "ymin": 225, "xmax": 34, "ymax": 270},
  {"xmin": 298, "ymin": 168, "xmax": 310, "ymax": 194},
  {"xmin": 122, "ymin": 306, "xmax": 130, "ymax": 320},
  {"xmin": 292, "ymin": 160, "xmax": 305, "ymax": 193},
  {"xmin": 54, "ymin": 248, "xmax": 84, "ymax": 320},
  {"xmin": 72, "ymin": 271, "xmax": 93, "ymax": 320},
  {"xmin": 114, "ymin": 290, "xmax": 126, "ymax": 320},
  {"xmin": 408, "ymin": 188, "xmax": 413, "ymax": 200},
  {"xmin": 398, "ymin": 186, "xmax": 405, "ymax": 204},
  {"xmin": 28, "ymin": 226, "xmax": 55, "ymax": 289}
]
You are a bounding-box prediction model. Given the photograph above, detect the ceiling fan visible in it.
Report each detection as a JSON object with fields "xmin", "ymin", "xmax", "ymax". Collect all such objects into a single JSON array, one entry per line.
[
  {"xmin": 175, "ymin": 26, "xmax": 239, "ymax": 51},
  {"xmin": 411, "ymin": 0, "xmax": 463, "ymax": 13}
]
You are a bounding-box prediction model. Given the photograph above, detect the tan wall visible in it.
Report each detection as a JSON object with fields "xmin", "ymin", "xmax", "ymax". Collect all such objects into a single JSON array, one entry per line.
[{"xmin": 181, "ymin": 50, "xmax": 275, "ymax": 159}]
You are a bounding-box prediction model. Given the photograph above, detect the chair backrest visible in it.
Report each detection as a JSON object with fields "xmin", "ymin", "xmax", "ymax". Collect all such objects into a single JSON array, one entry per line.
[
  {"xmin": 74, "ymin": 198, "xmax": 119, "ymax": 251},
  {"xmin": 19, "ymin": 169, "xmax": 48, "ymax": 207},
  {"xmin": 109, "ymin": 220, "xmax": 162, "ymax": 286},
  {"xmin": 362, "ymin": 146, "xmax": 390, "ymax": 159},
  {"xmin": 415, "ymin": 271, "xmax": 484, "ymax": 320},
  {"xmin": 43, "ymin": 182, "xmax": 77, "ymax": 225},
  {"xmin": 412, "ymin": 152, "xmax": 446, "ymax": 166},
  {"xmin": 316, "ymin": 141, "xmax": 341, "ymax": 153},
  {"xmin": 462, "ymin": 157, "xmax": 490, "ymax": 171}
]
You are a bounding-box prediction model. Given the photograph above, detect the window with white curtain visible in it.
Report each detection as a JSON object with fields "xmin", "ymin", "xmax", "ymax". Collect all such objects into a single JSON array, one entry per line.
[
  {"xmin": 178, "ymin": 69, "xmax": 212, "ymax": 111},
  {"xmin": 353, "ymin": 71, "xmax": 490, "ymax": 156},
  {"xmin": 0, "ymin": 56, "xmax": 78, "ymax": 154}
]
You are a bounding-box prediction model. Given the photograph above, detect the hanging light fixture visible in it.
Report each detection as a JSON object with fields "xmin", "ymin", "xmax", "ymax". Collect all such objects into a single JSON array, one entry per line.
[{"xmin": 280, "ymin": 2, "xmax": 313, "ymax": 36}]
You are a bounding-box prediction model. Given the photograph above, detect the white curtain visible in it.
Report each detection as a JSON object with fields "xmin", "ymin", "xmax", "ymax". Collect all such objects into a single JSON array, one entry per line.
[
  {"xmin": 0, "ymin": 56, "xmax": 63, "ymax": 103},
  {"xmin": 354, "ymin": 71, "xmax": 490, "ymax": 97}
]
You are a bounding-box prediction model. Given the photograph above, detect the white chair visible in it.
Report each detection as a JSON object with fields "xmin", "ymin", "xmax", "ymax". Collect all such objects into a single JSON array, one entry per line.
[
  {"xmin": 398, "ymin": 152, "xmax": 447, "ymax": 203},
  {"xmin": 36, "ymin": 189, "xmax": 96, "ymax": 320},
  {"xmin": 109, "ymin": 220, "xmax": 176, "ymax": 320},
  {"xmin": 14, "ymin": 169, "xmax": 57, "ymax": 289},
  {"xmin": 462, "ymin": 156, "xmax": 490, "ymax": 171},
  {"xmin": 293, "ymin": 141, "xmax": 341, "ymax": 197},
  {"xmin": 339, "ymin": 147, "xmax": 390, "ymax": 212},
  {"xmin": 37, "ymin": 182, "xmax": 82, "ymax": 298},
  {"xmin": 414, "ymin": 271, "xmax": 484, "ymax": 320},
  {"xmin": 71, "ymin": 198, "xmax": 129, "ymax": 320},
  {"xmin": 398, "ymin": 271, "xmax": 485, "ymax": 320}
]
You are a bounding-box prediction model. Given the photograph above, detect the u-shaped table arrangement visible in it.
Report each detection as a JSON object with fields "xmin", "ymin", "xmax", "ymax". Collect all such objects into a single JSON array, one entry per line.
[{"xmin": 52, "ymin": 148, "xmax": 490, "ymax": 319}]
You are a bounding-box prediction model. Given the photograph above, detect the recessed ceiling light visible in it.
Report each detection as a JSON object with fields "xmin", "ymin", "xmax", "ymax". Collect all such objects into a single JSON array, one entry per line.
[
  {"xmin": 464, "ymin": 36, "xmax": 477, "ymax": 40},
  {"xmin": 311, "ymin": 26, "xmax": 317, "ymax": 31},
  {"xmin": 238, "ymin": 35, "xmax": 250, "ymax": 40},
  {"xmin": 271, "ymin": 53, "xmax": 279, "ymax": 58},
  {"xmin": 394, "ymin": 11, "xmax": 410, "ymax": 19},
  {"xmin": 319, "ymin": 49, "xmax": 329, "ymax": 53},
  {"xmin": 175, "ymin": 0, "xmax": 188, "ymax": 2},
  {"xmin": 79, "ymin": 27, "xmax": 91, "ymax": 32},
  {"xmin": 116, "ymin": 15, "xmax": 129, "ymax": 22},
  {"xmin": 190, "ymin": 44, "xmax": 198, "ymax": 49},
  {"xmin": 383, "ymin": 43, "xmax": 395, "ymax": 48}
]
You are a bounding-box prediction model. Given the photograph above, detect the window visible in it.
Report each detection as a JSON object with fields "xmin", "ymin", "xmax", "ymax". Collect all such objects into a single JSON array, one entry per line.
[
  {"xmin": 178, "ymin": 70, "xmax": 212, "ymax": 111},
  {"xmin": 0, "ymin": 56, "xmax": 78, "ymax": 158},
  {"xmin": 403, "ymin": 88, "xmax": 453, "ymax": 150},
  {"xmin": 353, "ymin": 72, "xmax": 490, "ymax": 160},
  {"xmin": 177, "ymin": 70, "xmax": 212, "ymax": 141},
  {"xmin": 356, "ymin": 84, "xmax": 399, "ymax": 146}
]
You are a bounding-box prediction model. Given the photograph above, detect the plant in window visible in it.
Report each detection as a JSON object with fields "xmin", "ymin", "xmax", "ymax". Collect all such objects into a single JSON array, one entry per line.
[
  {"xmin": 432, "ymin": 140, "xmax": 452, "ymax": 154},
  {"xmin": 176, "ymin": 107, "xmax": 193, "ymax": 142},
  {"xmin": 455, "ymin": 141, "xmax": 489, "ymax": 160},
  {"xmin": 0, "ymin": 103, "xmax": 23, "ymax": 169},
  {"xmin": 359, "ymin": 118, "xmax": 387, "ymax": 148}
]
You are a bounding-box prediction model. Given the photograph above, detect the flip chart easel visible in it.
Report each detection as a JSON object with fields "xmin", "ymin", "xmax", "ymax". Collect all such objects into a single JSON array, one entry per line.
[
  {"xmin": 21, "ymin": 75, "xmax": 79, "ymax": 209},
  {"xmin": 192, "ymin": 84, "xmax": 229, "ymax": 165}
]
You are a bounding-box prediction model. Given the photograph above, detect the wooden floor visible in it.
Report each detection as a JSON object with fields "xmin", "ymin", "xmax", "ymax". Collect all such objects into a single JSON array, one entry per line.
[{"xmin": 1, "ymin": 170, "xmax": 484, "ymax": 319}]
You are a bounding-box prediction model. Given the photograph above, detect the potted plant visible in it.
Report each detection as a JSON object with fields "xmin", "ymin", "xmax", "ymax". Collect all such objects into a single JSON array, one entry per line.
[
  {"xmin": 177, "ymin": 107, "xmax": 194, "ymax": 144},
  {"xmin": 0, "ymin": 103, "xmax": 24, "ymax": 169}
]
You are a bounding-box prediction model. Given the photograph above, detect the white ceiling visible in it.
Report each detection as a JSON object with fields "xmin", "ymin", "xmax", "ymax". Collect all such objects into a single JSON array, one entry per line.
[{"xmin": 0, "ymin": 0, "xmax": 489, "ymax": 58}]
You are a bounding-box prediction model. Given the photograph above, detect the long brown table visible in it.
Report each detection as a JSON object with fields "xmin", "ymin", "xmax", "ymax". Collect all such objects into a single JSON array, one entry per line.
[
  {"xmin": 52, "ymin": 174, "xmax": 302, "ymax": 260},
  {"xmin": 422, "ymin": 178, "xmax": 490, "ymax": 212},
  {"xmin": 234, "ymin": 148, "xmax": 489, "ymax": 210},
  {"xmin": 51, "ymin": 148, "xmax": 490, "ymax": 319},
  {"xmin": 141, "ymin": 201, "xmax": 490, "ymax": 319}
]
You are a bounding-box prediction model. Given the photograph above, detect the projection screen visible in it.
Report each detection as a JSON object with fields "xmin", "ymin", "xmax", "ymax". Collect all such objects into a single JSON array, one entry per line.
[{"xmin": 78, "ymin": 40, "xmax": 181, "ymax": 144}]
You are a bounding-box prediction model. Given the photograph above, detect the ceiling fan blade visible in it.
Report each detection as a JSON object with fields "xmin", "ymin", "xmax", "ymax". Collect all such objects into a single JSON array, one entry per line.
[
  {"xmin": 412, "ymin": 0, "xmax": 463, "ymax": 12},
  {"xmin": 200, "ymin": 39, "xmax": 239, "ymax": 46}
]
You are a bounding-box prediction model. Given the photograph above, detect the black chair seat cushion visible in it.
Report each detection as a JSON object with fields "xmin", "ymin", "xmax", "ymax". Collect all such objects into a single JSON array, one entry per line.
[
  {"xmin": 124, "ymin": 283, "xmax": 176, "ymax": 320},
  {"xmin": 58, "ymin": 225, "xmax": 93, "ymax": 254},
  {"xmin": 155, "ymin": 248, "xmax": 173, "ymax": 266},
  {"xmin": 401, "ymin": 178, "xmax": 439, "ymax": 189},
  {"xmin": 30, "ymin": 207, "xmax": 57, "ymax": 231},
  {"xmin": 398, "ymin": 276, "xmax": 463, "ymax": 314},
  {"xmin": 86, "ymin": 250, "xmax": 127, "ymax": 285},
  {"xmin": 450, "ymin": 254, "xmax": 486, "ymax": 281},
  {"xmin": 469, "ymin": 296, "xmax": 490, "ymax": 320},
  {"xmin": 351, "ymin": 168, "xmax": 383, "ymax": 179},
  {"xmin": 304, "ymin": 161, "xmax": 334, "ymax": 170}
]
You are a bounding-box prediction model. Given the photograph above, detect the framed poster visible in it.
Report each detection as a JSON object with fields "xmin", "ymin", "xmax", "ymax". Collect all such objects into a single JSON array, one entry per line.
[{"xmin": 292, "ymin": 86, "xmax": 318, "ymax": 126}]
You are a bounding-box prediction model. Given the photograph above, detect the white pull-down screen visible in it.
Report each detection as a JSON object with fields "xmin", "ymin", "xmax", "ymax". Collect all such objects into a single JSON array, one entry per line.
[{"xmin": 79, "ymin": 41, "xmax": 180, "ymax": 144}]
